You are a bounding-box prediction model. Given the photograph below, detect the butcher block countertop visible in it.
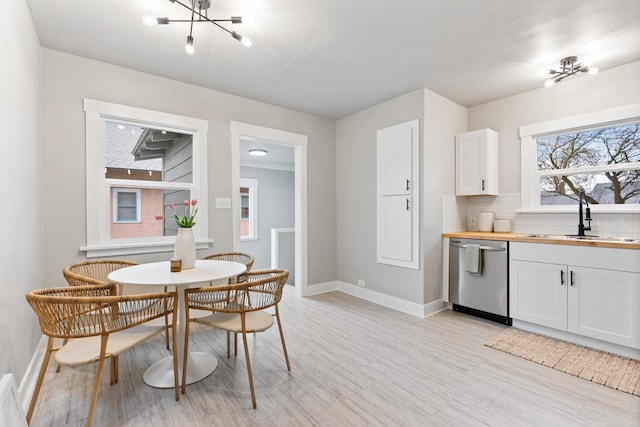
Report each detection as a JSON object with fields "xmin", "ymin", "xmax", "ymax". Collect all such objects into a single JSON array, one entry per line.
[{"xmin": 442, "ymin": 231, "xmax": 640, "ymax": 250}]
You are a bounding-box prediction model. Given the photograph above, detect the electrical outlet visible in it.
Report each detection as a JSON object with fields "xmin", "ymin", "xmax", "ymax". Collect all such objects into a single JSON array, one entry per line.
[
  {"xmin": 470, "ymin": 217, "xmax": 477, "ymax": 226},
  {"xmin": 357, "ymin": 280, "xmax": 365, "ymax": 287}
]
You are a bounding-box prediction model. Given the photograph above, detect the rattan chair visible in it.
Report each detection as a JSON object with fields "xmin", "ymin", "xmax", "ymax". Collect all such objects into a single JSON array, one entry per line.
[
  {"xmin": 63, "ymin": 259, "xmax": 139, "ymax": 290},
  {"xmin": 182, "ymin": 269, "xmax": 290, "ymax": 408},
  {"xmin": 25, "ymin": 284, "xmax": 178, "ymax": 427},
  {"xmin": 63, "ymin": 259, "xmax": 172, "ymax": 349},
  {"xmin": 200, "ymin": 252, "xmax": 255, "ymax": 283}
]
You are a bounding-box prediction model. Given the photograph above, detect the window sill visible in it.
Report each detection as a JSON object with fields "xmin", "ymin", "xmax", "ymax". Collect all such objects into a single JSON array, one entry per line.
[
  {"xmin": 81, "ymin": 239, "xmax": 213, "ymax": 258},
  {"xmin": 240, "ymin": 237, "xmax": 259, "ymax": 242}
]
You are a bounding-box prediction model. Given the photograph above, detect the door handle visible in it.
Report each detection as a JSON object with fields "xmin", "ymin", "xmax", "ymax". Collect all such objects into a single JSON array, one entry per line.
[
  {"xmin": 406, "ymin": 179, "xmax": 410, "ymax": 191},
  {"xmin": 406, "ymin": 199, "xmax": 410, "ymax": 211},
  {"xmin": 560, "ymin": 270, "xmax": 565, "ymax": 286},
  {"xmin": 482, "ymin": 179, "xmax": 485, "ymax": 191},
  {"xmin": 450, "ymin": 243, "xmax": 505, "ymax": 252},
  {"xmin": 570, "ymin": 270, "xmax": 575, "ymax": 287}
]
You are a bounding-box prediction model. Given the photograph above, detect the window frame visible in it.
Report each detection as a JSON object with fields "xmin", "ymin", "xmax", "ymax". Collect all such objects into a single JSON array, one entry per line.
[
  {"xmin": 82, "ymin": 99, "xmax": 211, "ymax": 257},
  {"xmin": 112, "ymin": 188, "xmax": 141, "ymax": 223},
  {"xmin": 239, "ymin": 178, "xmax": 259, "ymax": 241},
  {"xmin": 519, "ymin": 103, "xmax": 640, "ymax": 212}
]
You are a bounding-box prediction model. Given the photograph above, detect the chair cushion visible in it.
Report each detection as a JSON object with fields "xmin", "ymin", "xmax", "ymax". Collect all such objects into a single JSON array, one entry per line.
[
  {"xmin": 55, "ymin": 324, "xmax": 165, "ymax": 366},
  {"xmin": 194, "ymin": 310, "xmax": 274, "ymax": 333}
]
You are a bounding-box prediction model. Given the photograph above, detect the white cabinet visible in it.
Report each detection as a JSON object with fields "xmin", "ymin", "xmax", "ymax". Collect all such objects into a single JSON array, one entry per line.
[
  {"xmin": 510, "ymin": 259, "xmax": 567, "ymax": 330},
  {"xmin": 376, "ymin": 119, "xmax": 419, "ymax": 269},
  {"xmin": 455, "ymin": 128, "xmax": 498, "ymax": 195},
  {"xmin": 510, "ymin": 243, "xmax": 640, "ymax": 349}
]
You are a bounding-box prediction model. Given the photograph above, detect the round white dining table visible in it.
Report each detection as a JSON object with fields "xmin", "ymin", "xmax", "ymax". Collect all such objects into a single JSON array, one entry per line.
[{"xmin": 108, "ymin": 259, "xmax": 247, "ymax": 388}]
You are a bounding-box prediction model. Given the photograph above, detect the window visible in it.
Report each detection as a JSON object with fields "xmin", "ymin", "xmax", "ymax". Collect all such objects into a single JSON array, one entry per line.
[
  {"xmin": 83, "ymin": 99, "xmax": 210, "ymax": 257},
  {"xmin": 520, "ymin": 104, "xmax": 640, "ymax": 211},
  {"xmin": 240, "ymin": 178, "xmax": 258, "ymax": 240},
  {"xmin": 113, "ymin": 188, "xmax": 140, "ymax": 223}
]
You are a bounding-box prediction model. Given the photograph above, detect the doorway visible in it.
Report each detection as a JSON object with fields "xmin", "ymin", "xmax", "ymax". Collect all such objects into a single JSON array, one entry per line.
[{"xmin": 230, "ymin": 122, "xmax": 308, "ymax": 296}]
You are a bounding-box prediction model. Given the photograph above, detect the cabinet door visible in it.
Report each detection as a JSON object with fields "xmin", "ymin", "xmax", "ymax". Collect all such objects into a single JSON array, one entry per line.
[
  {"xmin": 377, "ymin": 195, "xmax": 413, "ymax": 264},
  {"xmin": 568, "ymin": 267, "xmax": 640, "ymax": 349},
  {"xmin": 510, "ymin": 260, "xmax": 567, "ymax": 329},
  {"xmin": 455, "ymin": 129, "xmax": 498, "ymax": 195},
  {"xmin": 377, "ymin": 125, "xmax": 412, "ymax": 196}
]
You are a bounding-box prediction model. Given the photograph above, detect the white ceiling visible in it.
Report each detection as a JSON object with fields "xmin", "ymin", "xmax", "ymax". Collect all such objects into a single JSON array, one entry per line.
[{"xmin": 25, "ymin": 0, "xmax": 640, "ymax": 119}]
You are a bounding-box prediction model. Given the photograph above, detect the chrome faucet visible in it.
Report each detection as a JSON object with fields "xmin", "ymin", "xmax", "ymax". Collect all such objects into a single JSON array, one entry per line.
[{"xmin": 578, "ymin": 190, "xmax": 592, "ymax": 236}]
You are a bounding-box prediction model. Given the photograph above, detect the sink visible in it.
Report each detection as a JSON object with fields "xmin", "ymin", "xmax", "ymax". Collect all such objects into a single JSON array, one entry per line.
[
  {"xmin": 524, "ymin": 234, "xmax": 639, "ymax": 243},
  {"xmin": 564, "ymin": 235, "xmax": 639, "ymax": 243},
  {"xmin": 524, "ymin": 234, "xmax": 565, "ymax": 239}
]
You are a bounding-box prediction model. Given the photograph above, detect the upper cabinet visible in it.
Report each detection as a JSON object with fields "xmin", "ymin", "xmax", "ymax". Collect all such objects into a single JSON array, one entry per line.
[
  {"xmin": 376, "ymin": 119, "xmax": 419, "ymax": 270},
  {"xmin": 455, "ymin": 128, "xmax": 498, "ymax": 196}
]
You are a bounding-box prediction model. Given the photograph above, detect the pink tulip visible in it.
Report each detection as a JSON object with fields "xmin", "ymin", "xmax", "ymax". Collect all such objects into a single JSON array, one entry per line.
[
  {"xmin": 169, "ymin": 203, "xmax": 175, "ymax": 209},
  {"xmin": 155, "ymin": 214, "xmax": 163, "ymax": 220},
  {"xmin": 191, "ymin": 199, "xmax": 198, "ymax": 206},
  {"xmin": 183, "ymin": 200, "xmax": 189, "ymax": 206}
]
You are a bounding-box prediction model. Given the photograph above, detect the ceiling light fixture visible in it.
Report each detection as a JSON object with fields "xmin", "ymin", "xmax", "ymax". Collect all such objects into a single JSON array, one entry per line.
[
  {"xmin": 544, "ymin": 56, "xmax": 598, "ymax": 88},
  {"xmin": 145, "ymin": 0, "xmax": 253, "ymax": 55},
  {"xmin": 249, "ymin": 149, "xmax": 268, "ymax": 156}
]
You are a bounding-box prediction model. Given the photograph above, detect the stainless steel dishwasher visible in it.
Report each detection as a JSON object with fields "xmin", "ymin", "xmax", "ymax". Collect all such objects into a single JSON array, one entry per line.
[{"xmin": 449, "ymin": 238, "xmax": 511, "ymax": 325}]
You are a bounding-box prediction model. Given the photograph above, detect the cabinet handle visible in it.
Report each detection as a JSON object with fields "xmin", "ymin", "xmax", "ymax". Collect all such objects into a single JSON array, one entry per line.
[
  {"xmin": 406, "ymin": 179, "xmax": 410, "ymax": 191},
  {"xmin": 560, "ymin": 270, "xmax": 565, "ymax": 286},
  {"xmin": 406, "ymin": 199, "xmax": 410, "ymax": 211},
  {"xmin": 570, "ymin": 270, "xmax": 575, "ymax": 287},
  {"xmin": 482, "ymin": 179, "xmax": 486, "ymax": 191}
]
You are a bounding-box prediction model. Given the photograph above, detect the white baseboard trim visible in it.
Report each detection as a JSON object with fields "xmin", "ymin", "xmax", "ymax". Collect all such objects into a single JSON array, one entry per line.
[
  {"xmin": 303, "ymin": 280, "xmax": 338, "ymax": 295},
  {"xmin": 18, "ymin": 335, "xmax": 47, "ymax": 414},
  {"xmin": 336, "ymin": 281, "xmax": 446, "ymax": 318}
]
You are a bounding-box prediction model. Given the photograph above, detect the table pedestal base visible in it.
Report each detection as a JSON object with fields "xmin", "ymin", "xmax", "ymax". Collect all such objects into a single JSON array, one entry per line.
[{"xmin": 143, "ymin": 352, "xmax": 218, "ymax": 389}]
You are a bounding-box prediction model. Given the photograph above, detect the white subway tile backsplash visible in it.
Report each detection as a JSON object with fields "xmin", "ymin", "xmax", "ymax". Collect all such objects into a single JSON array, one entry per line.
[{"xmin": 442, "ymin": 193, "xmax": 640, "ymax": 239}]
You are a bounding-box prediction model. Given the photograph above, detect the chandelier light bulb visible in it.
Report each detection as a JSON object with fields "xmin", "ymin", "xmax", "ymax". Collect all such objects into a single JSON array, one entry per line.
[
  {"xmin": 142, "ymin": 15, "xmax": 157, "ymax": 26},
  {"xmin": 544, "ymin": 79, "xmax": 556, "ymax": 88},
  {"xmin": 241, "ymin": 36, "xmax": 253, "ymax": 48},
  {"xmin": 588, "ymin": 67, "xmax": 599, "ymax": 75},
  {"xmin": 185, "ymin": 35, "xmax": 195, "ymax": 54}
]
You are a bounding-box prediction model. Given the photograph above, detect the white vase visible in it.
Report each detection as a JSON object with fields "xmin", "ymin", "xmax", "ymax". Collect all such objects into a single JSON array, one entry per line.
[{"xmin": 173, "ymin": 227, "xmax": 196, "ymax": 269}]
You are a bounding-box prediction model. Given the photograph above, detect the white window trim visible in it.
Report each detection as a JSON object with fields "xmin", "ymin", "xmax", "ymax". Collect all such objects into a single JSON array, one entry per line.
[
  {"xmin": 519, "ymin": 103, "xmax": 640, "ymax": 213},
  {"xmin": 240, "ymin": 178, "xmax": 259, "ymax": 241},
  {"xmin": 113, "ymin": 188, "xmax": 141, "ymax": 223},
  {"xmin": 82, "ymin": 99, "xmax": 211, "ymax": 257}
]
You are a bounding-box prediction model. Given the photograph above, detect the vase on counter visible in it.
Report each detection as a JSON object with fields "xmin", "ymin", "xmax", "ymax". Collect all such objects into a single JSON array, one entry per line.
[{"xmin": 173, "ymin": 227, "xmax": 196, "ymax": 269}]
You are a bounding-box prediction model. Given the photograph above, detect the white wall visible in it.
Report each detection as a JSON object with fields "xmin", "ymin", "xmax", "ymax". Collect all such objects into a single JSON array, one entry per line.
[
  {"xmin": 238, "ymin": 166, "xmax": 295, "ymax": 270},
  {"xmin": 0, "ymin": 0, "xmax": 43, "ymax": 388},
  {"xmin": 336, "ymin": 90, "xmax": 425, "ymax": 303},
  {"xmin": 336, "ymin": 89, "xmax": 466, "ymax": 306},
  {"xmin": 422, "ymin": 90, "xmax": 467, "ymax": 302},
  {"xmin": 40, "ymin": 49, "xmax": 337, "ymax": 287},
  {"xmin": 468, "ymin": 61, "xmax": 640, "ymax": 194}
]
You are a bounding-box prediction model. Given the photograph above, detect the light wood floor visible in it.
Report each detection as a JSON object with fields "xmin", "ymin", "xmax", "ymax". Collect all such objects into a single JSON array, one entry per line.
[{"xmin": 29, "ymin": 286, "xmax": 640, "ymax": 426}]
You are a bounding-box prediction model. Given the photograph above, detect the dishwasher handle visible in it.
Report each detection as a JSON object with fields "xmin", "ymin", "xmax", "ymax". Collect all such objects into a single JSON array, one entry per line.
[{"xmin": 450, "ymin": 242, "xmax": 505, "ymax": 252}]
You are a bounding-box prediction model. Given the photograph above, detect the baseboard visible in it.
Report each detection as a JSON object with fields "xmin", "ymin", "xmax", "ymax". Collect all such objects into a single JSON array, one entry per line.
[
  {"xmin": 18, "ymin": 335, "xmax": 47, "ymax": 414},
  {"xmin": 303, "ymin": 280, "xmax": 338, "ymax": 295},
  {"xmin": 336, "ymin": 281, "xmax": 447, "ymax": 318}
]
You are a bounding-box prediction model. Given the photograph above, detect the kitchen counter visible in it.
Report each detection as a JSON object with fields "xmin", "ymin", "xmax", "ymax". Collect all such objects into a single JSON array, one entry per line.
[{"xmin": 443, "ymin": 231, "xmax": 640, "ymax": 249}]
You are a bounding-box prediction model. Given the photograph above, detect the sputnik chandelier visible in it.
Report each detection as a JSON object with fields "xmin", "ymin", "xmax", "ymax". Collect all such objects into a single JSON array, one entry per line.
[
  {"xmin": 544, "ymin": 56, "xmax": 598, "ymax": 87},
  {"xmin": 145, "ymin": 0, "xmax": 252, "ymax": 54}
]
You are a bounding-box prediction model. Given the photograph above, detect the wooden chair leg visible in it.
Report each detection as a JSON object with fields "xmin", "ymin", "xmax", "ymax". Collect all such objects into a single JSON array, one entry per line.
[
  {"xmin": 171, "ymin": 320, "xmax": 179, "ymax": 401},
  {"xmin": 241, "ymin": 330, "xmax": 257, "ymax": 409},
  {"xmin": 275, "ymin": 307, "xmax": 291, "ymax": 371},
  {"xmin": 234, "ymin": 332, "xmax": 238, "ymax": 356},
  {"xmin": 226, "ymin": 331, "xmax": 231, "ymax": 359},
  {"xmin": 181, "ymin": 316, "xmax": 192, "ymax": 394},
  {"xmin": 86, "ymin": 335, "xmax": 108, "ymax": 427},
  {"xmin": 26, "ymin": 337, "xmax": 54, "ymax": 424}
]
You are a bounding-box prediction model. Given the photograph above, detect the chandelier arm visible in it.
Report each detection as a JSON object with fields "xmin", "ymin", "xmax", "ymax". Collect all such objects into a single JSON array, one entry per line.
[{"xmin": 171, "ymin": 0, "xmax": 237, "ymax": 36}]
